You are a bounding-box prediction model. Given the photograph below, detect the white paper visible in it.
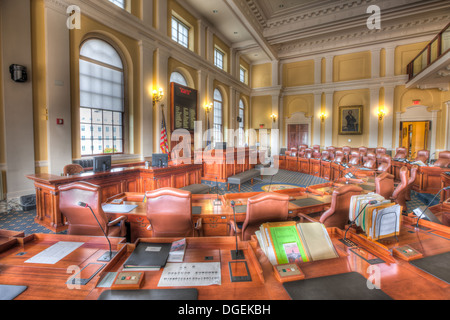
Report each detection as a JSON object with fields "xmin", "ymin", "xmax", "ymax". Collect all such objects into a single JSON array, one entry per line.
[
  {"xmin": 102, "ymin": 204, "xmax": 138, "ymax": 213},
  {"xmin": 158, "ymin": 262, "xmax": 221, "ymax": 287},
  {"xmin": 25, "ymin": 242, "xmax": 84, "ymax": 265}
]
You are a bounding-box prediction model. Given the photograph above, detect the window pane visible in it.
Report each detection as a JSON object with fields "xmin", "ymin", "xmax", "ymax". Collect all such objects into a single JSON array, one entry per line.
[
  {"xmin": 113, "ymin": 112, "xmax": 122, "ymax": 126},
  {"xmin": 81, "ymin": 140, "xmax": 93, "ymax": 156},
  {"xmin": 109, "ymin": 0, "xmax": 125, "ymax": 9},
  {"xmin": 80, "ymin": 39, "xmax": 123, "ymax": 69},
  {"xmin": 172, "ymin": 17, "xmax": 189, "ymax": 48},
  {"xmin": 114, "ymin": 140, "xmax": 123, "ymax": 153},
  {"xmin": 92, "ymin": 110, "xmax": 103, "ymax": 124},
  {"xmin": 80, "ymin": 108, "xmax": 92, "ymax": 123},
  {"xmin": 170, "ymin": 72, "xmax": 188, "ymax": 86},
  {"xmin": 104, "ymin": 111, "xmax": 113, "ymax": 125}
]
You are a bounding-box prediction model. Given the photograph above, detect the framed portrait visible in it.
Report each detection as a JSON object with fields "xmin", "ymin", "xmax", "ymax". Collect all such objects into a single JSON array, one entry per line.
[{"xmin": 338, "ymin": 105, "xmax": 363, "ymax": 135}]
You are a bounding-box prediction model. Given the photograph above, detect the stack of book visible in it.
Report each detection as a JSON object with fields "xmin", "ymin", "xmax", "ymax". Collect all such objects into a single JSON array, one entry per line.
[
  {"xmin": 349, "ymin": 194, "xmax": 402, "ymax": 241},
  {"xmin": 255, "ymin": 221, "xmax": 339, "ymax": 266}
]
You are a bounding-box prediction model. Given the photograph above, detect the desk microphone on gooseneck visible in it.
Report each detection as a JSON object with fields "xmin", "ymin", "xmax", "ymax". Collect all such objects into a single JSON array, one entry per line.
[
  {"xmin": 230, "ymin": 200, "xmax": 245, "ymax": 260},
  {"xmin": 78, "ymin": 201, "xmax": 117, "ymax": 262},
  {"xmin": 341, "ymin": 200, "xmax": 378, "ymax": 247},
  {"xmin": 414, "ymin": 186, "xmax": 450, "ymax": 228}
]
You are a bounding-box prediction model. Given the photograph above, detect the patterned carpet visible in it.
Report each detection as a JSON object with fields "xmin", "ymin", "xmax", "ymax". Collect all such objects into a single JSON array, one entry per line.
[{"xmin": 0, "ymin": 169, "xmax": 430, "ymax": 235}]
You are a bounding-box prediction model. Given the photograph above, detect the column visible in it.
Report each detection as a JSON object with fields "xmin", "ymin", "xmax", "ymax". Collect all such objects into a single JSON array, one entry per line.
[
  {"xmin": 325, "ymin": 55, "xmax": 333, "ymax": 83},
  {"xmin": 324, "ymin": 92, "xmax": 333, "ymax": 147},
  {"xmin": 385, "ymin": 46, "xmax": 396, "ymax": 78},
  {"xmin": 313, "ymin": 93, "xmax": 322, "ymax": 146},
  {"xmin": 206, "ymin": 26, "xmax": 214, "ymax": 64},
  {"xmin": 197, "ymin": 20, "xmax": 206, "ymax": 60},
  {"xmin": 45, "ymin": 1, "xmax": 72, "ymax": 175},
  {"xmin": 371, "ymin": 48, "xmax": 381, "ymax": 79},
  {"xmin": 314, "ymin": 57, "xmax": 321, "ymax": 84},
  {"xmin": 445, "ymin": 101, "xmax": 450, "ymax": 150},
  {"xmin": 139, "ymin": 40, "xmax": 156, "ymax": 159},
  {"xmin": 153, "ymin": 48, "xmax": 170, "ymax": 153},
  {"xmin": 1, "ymin": 0, "xmax": 35, "ymax": 198},
  {"xmin": 369, "ymin": 87, "xmax": 380, "ymax": 148},
  {"xmin": 383, "ymin": 86, "xmax": 395, "ymax": 151},
  {"xmin": 154, "ymin": 0, "xmax": 168, "ymax": 35}
]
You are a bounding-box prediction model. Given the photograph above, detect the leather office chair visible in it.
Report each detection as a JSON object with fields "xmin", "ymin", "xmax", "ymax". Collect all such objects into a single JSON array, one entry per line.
[
  {"xmin": 145, "ymin": 187, "xmax": 202, "ymax": 237},
  {"xmin": 304, "ymin": 148, "xmax": 313, "ymax": 159},
  {"xmin": 321, "ymin": 150, "xmax": 330, "ymax": 161},
  {"xmin": 312, "ymin": 145, "xmax": 321, "ymax": 159},
  {"xmin": 59, "ymin": 182, "xmax": 127, "ymax": 237},
  {"xmin": 319, "ymin": 185, "xmax": 363, "ymax": 229},
  {"xmin": 362, "ymin": 153, "xmax": 377, "ymax": 169},
  {"xmin": 327, "ymin": 146, "xmax": 336, "ymax": 160},
  {"xmin": 229, "ymin": 192, "xmax": 289, "ymax": 241},
  {"xmin": 394, "ymin": 147, "xmax": 408, "ymax": 159},
  {"xmin": 433, "ymin": 151, "xmax": 450, "ymax": 168},
  {"xmin": 348, "ymin": 152, "xmax": 361, "ymax": 166},
  {"xmin": 377, "ymin": 155, "xmax": 392, "ymax": 173},
  {"xmin": 391, "ymin": 166, "xmax": 411, "ymax": 212},
  {"xmin": 359, "ymin": 147, "xmax": 368, "ymax": 160},
  {"xmin": 334, "ymin": 150, "xmax": 345, "ymax": 163},
  {"xmin": 375, "ymin": 172, "xmax": 395, "ymax": 200},
  {"xmin": 414, "ymin": 150, "xmax": 430, "ymax": 163},
  {"xmin": 405, "ymin": 165, "xmax": 419, "ymax": 201},
  {"xmin": 375, "ymin": 147, "xmax": 387, "ymax": 159},
  {"xmin": 63, "ymin": 164, "xmax": 84, "ymax": 176}
]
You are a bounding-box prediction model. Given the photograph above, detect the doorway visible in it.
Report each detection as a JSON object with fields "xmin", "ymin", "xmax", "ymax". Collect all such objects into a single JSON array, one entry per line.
[
  {"xmin": 288, "ymin": 124, "xmax": 309, "ymax": 150},
  {"xmin": 400, "ymin": 121, "xmax": 430, "ymax": 159}
]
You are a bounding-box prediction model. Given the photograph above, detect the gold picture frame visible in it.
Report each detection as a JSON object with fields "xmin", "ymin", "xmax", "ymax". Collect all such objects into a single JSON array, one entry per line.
[{"xmin": 338, "ymin": 105, "xmax": 363, "ymax": 135}]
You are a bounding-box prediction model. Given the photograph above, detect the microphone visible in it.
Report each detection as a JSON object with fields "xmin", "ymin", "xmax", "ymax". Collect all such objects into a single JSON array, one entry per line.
[
  {"xmin": 230, "ymin": 200, "xmax": 244, "ymax": 260},
  {"xmin": 267, "ymin": 174, "xmax": 275, "ymax": 192},
  {"xmin": 77, "ymin": 201, "xmax": 117, "ymax": 262},
  {"xmin": 213, "ymin": 177, "xmax": 222, "ymax": 206},
  {"xmin": 341, "ymin": 200, "xmax": 378, "ymax": 247},
  {"xmin": 414, "ymin": 186, "xmax": 450, "ymax": 228}
]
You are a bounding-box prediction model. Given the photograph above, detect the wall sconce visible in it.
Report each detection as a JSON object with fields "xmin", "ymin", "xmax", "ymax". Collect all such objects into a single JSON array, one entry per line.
[
  {"xmin": 152, "ymin": 88, "xmax": 164, "ymax": 106},
  {"xmin": 204, "ymin": 103, "xmax": 213, "ymax": 113},
  {"xmin": 319, "ymin": 112, "xmax": 327, "ymax": 122},
  {"xmin": 270, "ymin": 114, "xmax": 277, "ymax": 122},
  {"xmin": 378, "ymin": 108, "xmax": 386, "ymax": 121}
]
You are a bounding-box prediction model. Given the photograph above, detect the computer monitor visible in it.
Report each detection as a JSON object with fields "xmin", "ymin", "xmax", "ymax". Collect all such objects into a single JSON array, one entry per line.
[
  {"xmin": 152, "ymin": 153, "xmax": 169, "ymax": 167},
  {"xmin": 93, "ymin": 155, "xmax": 112, "ymax": 173}
]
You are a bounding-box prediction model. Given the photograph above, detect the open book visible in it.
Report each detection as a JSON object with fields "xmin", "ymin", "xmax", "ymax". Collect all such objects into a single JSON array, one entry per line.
[{"xmin": 255, "ymin": 221, "xmax": 338, "ymax": 266}]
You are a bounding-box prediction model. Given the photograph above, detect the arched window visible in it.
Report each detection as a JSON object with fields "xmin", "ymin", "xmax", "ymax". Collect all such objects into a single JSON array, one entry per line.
[
  {"xmin": 238, "ymin": 99, "xmax": 245, "ymax": 146},
  {"xmin": 213, "ymin": 89, "xmax": 223, "ymax": 144},
  {"xmin": 79, "ymin": 39, "xmax": 124, "ymax": 156},
  {"xmin": 170, "ymin": 71, "xmax": 188, "ymax": 86}
]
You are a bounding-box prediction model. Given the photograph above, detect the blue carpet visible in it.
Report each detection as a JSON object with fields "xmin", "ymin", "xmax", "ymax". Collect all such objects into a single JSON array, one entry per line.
[{"xmin": 0, "ymin": 169, "xmax": 432, "ymax": 235}]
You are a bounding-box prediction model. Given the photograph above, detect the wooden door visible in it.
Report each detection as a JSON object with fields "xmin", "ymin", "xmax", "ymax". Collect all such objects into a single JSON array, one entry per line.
[
  {"xmin": 400, "ymin": 121, "xmax": 430, "ymax": 159},
  {"xmin": 288, "ymin": 124, "xmax": 309, "ymax": 150}
]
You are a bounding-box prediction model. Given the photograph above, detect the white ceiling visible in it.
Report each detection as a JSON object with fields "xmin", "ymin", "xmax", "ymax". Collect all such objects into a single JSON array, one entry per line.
[{"xmin": 180, "ymin": 0, "xmax": 450, "ymax": 65}]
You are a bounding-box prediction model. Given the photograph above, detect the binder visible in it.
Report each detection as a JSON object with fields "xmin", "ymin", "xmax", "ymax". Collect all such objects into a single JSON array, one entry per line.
[{"xmin": 124, "ymin": 242, "xmax": 172, "ymax": 271}]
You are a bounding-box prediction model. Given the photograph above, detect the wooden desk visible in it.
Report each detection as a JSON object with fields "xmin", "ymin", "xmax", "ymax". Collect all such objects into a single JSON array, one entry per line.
[
  {"xmin": 1, "ymin": 219, "xmax": 449, "ymax": 301},
  {"xmin": 201, "ymin": 148, "xmax": 260, "ymax": 182},
  {"xmin": 26, "ymin": 164, "xmax": 202, "ymax": 232},
  {"xmin": 0, "ymin": 233, "xmax": 126, "ymax": 300},
  {"xmin": 105, "ymin": 189, "xmax": 331, "ymax": 242}
]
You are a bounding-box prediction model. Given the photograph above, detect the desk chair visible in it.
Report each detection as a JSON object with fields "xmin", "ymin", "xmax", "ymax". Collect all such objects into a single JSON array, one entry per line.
[
  {"xmin": 63, "ymin": 164, "xmax": 84, "ymax": 176},
  {"xmin": 377, "ymin": 155, "xmax": 392, "ymax": 173},
  {"xmin": 334, "ymin": 150, "xmax": 345, "ymax": 163},
  {"xmin": 433, "ymin": 151, "xmax": 450, "ymax": 168},
  {"xmin": 405, "ymin": 165, "xmax": 419, "ymax": 201},
  {"xmin": 414, "ymin": 150, "xmax": 430, "ymax": 163},
  {"xmin": 375, "ymin": 172, "xmax": 395, "ymax": 200},
  {"xmin": 392, "ymin": 166, "xmax": 412, "ymax": 212},
  {"xmin": 362, "ymin": 153, "xmax": 377, "ymax": 169},
  {"xmin": 319, "ymin": 185, "xmax": 363, "ymax": 229},
  {"xmin": 394, "ymin": 147, "xmax": 408, "ymax": 159},
  {"xmin": 59, "ymin": 182, "xmax": 126, "ymax": 237},
  {"xmin": 348, "ymin": 152, "xmax": 360, "ymax": 166},
  {"xmin": 375, "ymin": 147, "xmax": 387, "ymax": 159},
  {"xmin": 228, "ymin": 192, "xmax": 289, "ymax": 241},
  {"xmin": 145, "ymin": 187, "xmax": 202, "ymax": 237}
]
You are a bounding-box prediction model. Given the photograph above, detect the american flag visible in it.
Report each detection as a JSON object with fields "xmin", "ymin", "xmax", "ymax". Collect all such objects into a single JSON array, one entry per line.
[{"xmin": 160, "ymin": 112, "xmax": 169, "ymax": 154}]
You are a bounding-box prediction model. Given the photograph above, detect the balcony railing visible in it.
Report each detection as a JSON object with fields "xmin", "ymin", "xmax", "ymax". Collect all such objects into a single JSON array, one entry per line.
[{"xmin": 407, "ymin": 22, "xmax": 450, "ymax": 81}]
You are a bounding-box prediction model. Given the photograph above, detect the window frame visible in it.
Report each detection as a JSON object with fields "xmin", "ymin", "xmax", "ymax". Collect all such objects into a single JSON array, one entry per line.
[
  {"xmin": 78, "ymin": 37, "xmax": 127, "ymax": 157},
  {"xmin": 213, "ymin": 89, "xmax": 223, "ymax": 144},
  {"xmin": 109, "ymin": 0, "xmax": 126, "ymax": 10},
  {"xmin": 171, "ymin": 16, "xmax": 190, "ymax": 49},
  {"xmin": 214, "ymin": 48, "xmax": 225, "ymax": 70}
]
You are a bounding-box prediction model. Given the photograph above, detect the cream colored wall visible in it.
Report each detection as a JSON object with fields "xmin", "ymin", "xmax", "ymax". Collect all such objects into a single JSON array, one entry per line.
[
  {"xmin": 283, "ymin": 60, "xmax": 315, "ymax": 86},
  {"xmin": 333, "ymin": 51, "xmax": 371, "ymax": 82},
  {"xmin": 251, "ymin": 63, "xmax": 272, "ymax": 88},
  {"xmin": 277, "ymin": 39, "xmax": 448, "ymax": 152}
]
